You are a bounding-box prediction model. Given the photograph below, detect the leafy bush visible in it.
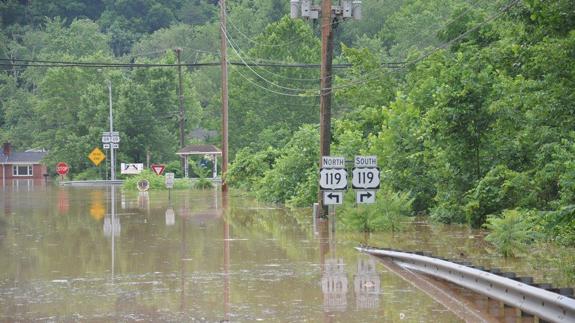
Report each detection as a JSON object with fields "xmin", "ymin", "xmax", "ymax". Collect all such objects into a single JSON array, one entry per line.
[
  {"xmin": 164, "ymin": 160, "xmax": 183, "ymax": 178},
  {"xmin": 484, "ymin": 209, "xmax": 534, "ymax": 257},
  {"xmin": 189, "ymin": 163, "xmax": 213, "ymax": 189},
  {"xmin": 339, "ymin": 187, "xmax": 413, "ymax": 232},
  {"xmin": 464, "ymin": 165, "xmax": 535, "ymax": 227},
  {"xmin": 73, "ymin": 167, "xmax": 102, "ymax": 180},
  {"xmin": 255, "ymin": 124, "xmax": 319, "ymax": 206},
  {"xmin": 226, "ymin": 147, "xmax": 278, "ymax": 191},
  {"xmin": 122, "ymin": 170, "xmax": 191, "ymax": 190}
]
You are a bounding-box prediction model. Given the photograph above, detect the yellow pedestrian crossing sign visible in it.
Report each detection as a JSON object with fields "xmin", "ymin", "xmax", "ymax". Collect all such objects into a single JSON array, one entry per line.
[{"xmin": 88, "ymin": 147, "xmax": 106, "ymax": 166}]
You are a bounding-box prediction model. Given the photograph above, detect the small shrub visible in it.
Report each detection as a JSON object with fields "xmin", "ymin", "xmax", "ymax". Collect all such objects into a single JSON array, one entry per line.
[
  {"xmin": 339, "ymin": 187, "xmax": 413, "ymax": 232},
  {"xmin": 484, "ymin": 209, "xmax": 534, "ymax": 257}
]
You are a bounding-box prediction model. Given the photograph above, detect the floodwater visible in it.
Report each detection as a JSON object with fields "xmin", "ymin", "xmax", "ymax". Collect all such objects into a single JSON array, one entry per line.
[{"xmin": 0, "ymin": 181, "xmax": 569, "ymax": 321}]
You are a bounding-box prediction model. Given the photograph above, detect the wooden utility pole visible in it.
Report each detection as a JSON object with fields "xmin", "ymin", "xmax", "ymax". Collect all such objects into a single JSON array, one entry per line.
[
  {"xmin": 219, "ymin": 0, "xmax": 229, "ymax": 192},
  {"xmin": 317, "ymin": 0, "xmax": 335, "ymax": 217},
  {"xmin": 175, "ymin": 48, "xmax": 185, "ymax": 149}
]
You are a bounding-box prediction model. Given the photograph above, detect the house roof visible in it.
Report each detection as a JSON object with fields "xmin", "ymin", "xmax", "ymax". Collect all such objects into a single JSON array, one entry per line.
[
  {"xmin": 0, "ymin": 151, "xmax": 47, "ymax": 164},
  {"xmin": 176, "ymin": 144, "xmax": 222, "ymax": 156}
]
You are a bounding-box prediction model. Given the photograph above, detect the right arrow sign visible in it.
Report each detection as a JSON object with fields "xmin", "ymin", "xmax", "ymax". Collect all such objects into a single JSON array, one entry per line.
[{"xmin": 356, "ymin": 190, "xmax": 376, "ymax": 204}]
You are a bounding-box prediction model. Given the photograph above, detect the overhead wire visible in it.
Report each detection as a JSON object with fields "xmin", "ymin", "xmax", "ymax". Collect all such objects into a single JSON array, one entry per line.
[{"xmin": 324, "ymin": 0, "xmax": 521, "ymax": 92}]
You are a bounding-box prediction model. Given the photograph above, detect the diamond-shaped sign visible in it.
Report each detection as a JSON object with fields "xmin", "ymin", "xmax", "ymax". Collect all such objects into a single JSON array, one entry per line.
[{"xmin": 88, "ymin": 147, "xmax": 106, "ymax": 166}]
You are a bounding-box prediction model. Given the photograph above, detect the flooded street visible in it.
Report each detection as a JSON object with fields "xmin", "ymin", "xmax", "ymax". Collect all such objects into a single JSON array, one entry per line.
[{"xmin": 0, "ymin": 182, "xmax": 569, "ymax": 321}]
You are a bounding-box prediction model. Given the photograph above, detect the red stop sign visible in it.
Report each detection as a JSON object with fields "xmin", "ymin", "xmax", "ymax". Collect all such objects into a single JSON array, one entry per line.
[{"xmin": 56, "ymin": 162, "xmax": 69, "ymax": 175}]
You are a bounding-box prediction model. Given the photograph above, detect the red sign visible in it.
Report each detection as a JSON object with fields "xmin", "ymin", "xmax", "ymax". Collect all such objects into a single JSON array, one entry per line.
[
  {"xmin": 151, "ymin": 164, "xmax": 165, "ymax": 175},
  {"xmin": 56, "ymin": 162, "xmax": 69, "ymax": 175}
]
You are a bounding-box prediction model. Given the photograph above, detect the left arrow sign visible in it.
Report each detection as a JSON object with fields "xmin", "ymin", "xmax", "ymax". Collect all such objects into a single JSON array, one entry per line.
[{"xmin": 323, "ymin": 191, "xmax": 343, "ymax": 205}]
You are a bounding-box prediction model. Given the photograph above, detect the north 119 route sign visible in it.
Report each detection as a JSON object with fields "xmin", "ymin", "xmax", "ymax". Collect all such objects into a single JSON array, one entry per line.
[
  {"xmin": 319, "ymin": 168, "xmax": 348, "ymax": 190},
  {"xmin": 319, "ymin": 156, "xmax": 347, "ymax": 190}
]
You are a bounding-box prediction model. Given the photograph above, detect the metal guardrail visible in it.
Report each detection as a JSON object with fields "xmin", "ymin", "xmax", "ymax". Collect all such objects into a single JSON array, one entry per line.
[{"xmin": 357, "ymin": 246, "xmax": 575, "ymax": 322}]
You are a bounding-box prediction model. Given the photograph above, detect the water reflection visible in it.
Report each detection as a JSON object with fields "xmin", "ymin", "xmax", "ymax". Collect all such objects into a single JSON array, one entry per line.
[
  {"xmin": 322, "ymin": 258, "xmax": 348, "ymax": 311},
  {"xmin": 354, "ymin": 258, "xmax": 380, "ymax": 309},
  {"xmin": 0, "ymin": 185, "xmax": 480, "ymax": 321},
  {"xmin": 165, "ymin": 207, "xmax": 175, "ymax": 226}
]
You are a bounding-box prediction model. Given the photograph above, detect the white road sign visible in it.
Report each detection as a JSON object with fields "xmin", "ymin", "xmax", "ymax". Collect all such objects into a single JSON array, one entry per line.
[
  {"xmin": 356, "ymin": 190, "xmax": 376, "ymax": 204},
  {"xmin": 352, "ymin": 167, "xmax": 380, "ymax": 189},
  {"xmin": 354, "ymin": 155, "xmax": 377, "ymax": 167},
  {"xmin": 121, "ymin": 163, "xmax": 144, "ymax": 174},
  {"xmin": 319, "ymin": 168, "xmax": 348, "ymax": 190},
  {"xmin": 165, "ymin": 172, "xmax": 175, "ymax": 189},
  {"xmin": 324, "ymin": 191, "xmax": 343, "ymax": 205},
  {"xmin": 322, "ymin": 156, "xmax": 345, "ymax": 168}
]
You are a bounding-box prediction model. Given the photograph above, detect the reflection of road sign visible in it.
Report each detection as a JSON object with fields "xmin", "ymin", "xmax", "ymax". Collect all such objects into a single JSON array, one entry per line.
[
  {"xmin": 356, "ymin": 190, "xmax": 376, "ymax": 204},
  {"xmin": 151, "ymin": 164, "xmax": 165, "ymax": 175},
  {"xmin": 319, "ymin": 168, "xmax": 348, "ymax": 190},
  {"xmin": 121, "ymin": 163, "xmax": 143, "ymax": 174},
  {"xmin": 322, "ymin": 156, "xmax": 345, "ymax": 168},
  {"xmin": 352, "ymin": 168, "xmax": 380, "ymax": 189},
  {"xmin": 88, "ymin": 148, "xmax": 106, "ymax": 166},
  {"xmin": 165, "ymin": 207, "xmax": 175, "ymax": 226},
  {"xmin": 137, "ymin": 179, "xmax": 150, "ymax": 192},
  {"xmin": 165, "ymin": 172, "xmax": 175, "ymax": 189},
  {"xmin": 56, "ymin": 162, "xmax": 69, "ymax": 175},
  {"xmin": 324, "ymin": 191, "xmax": 343, "ymax": 205}
]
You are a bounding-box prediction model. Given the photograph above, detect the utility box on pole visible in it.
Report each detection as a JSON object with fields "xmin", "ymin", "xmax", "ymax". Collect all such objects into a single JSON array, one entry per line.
[{"xmin": 291, "ymin": 0, "xmax": 300, "ymax": 18}]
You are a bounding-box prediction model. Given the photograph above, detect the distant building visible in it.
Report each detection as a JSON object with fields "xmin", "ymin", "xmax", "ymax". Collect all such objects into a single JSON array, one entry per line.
[{"xmin": 0, "ymin": 142, "xmax": 48, "ymax": 183}]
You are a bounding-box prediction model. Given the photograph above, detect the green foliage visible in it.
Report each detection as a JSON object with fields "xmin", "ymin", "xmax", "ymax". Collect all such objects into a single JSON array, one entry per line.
[
  {"xmin": 484, "ymin": 209, "xmax": 535, "ymax": 257},
  {"xmin": 189, "ymin": 162, "xmax": 213, "ymax": 189},
  {"xmin": 73, "ymin": 167, "xmax": 103, "ymax": 181},
  {"xmin": 226, "ymin": 147, "xmax": 278, "ymax": 191},
  {"xmin": 255, "ymin": 124, "xmax": 319, "ymax": 206},
  {"xmin": 122, "ymin": 170, "xmax": 191, "ymax": 191},
  {"xmin": 339, "ymin": 187, "xmax": 413, "ymax": 232},
  {"xmin": 464, "ymin": 165, "xmax": 535, "ymax": 228}
]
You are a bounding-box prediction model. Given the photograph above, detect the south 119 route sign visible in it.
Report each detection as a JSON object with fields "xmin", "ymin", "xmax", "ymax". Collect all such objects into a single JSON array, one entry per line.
[{"xmin": 353, "ymin": 156, "xmax": 380, "ymax": 204}]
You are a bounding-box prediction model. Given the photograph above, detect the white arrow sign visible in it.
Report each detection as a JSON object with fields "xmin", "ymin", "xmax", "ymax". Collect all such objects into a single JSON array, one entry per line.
[
  {"xmin": 352, "ymin": 168, "xmax": 380, "ymax": 189},
  {"xmin": 356, "ymin": 190, "xmax": 376, "ymax": 204},
  {"xmin": 319, "ymin": 168, "xmax": 348, "ymax": 190},
  {"xmin": 324, "ymin": 191, "xmax": 343, "ymax": 205}
]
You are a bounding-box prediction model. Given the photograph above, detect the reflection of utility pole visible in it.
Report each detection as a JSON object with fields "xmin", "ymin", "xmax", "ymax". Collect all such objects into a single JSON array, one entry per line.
[
  {"xmin": 175, "ymin": 48, "xmax": 186, "ymax": 170},
  {"xmin": 290, "ymin": 0, "xmax": 362, "ymax": 217},
  {"xmin": 219, "ymin": 0, "xmax": 229, "ymax": 192},
  {"xmin": 108, "ymin": 80, "xmax": 116, "ymax": 181}
]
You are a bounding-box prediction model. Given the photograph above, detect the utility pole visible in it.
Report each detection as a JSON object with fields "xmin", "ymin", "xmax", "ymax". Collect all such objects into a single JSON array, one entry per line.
[
  {"xmin": 175, "ymin": 48, "xmax": 186, "ymax": 170},
  {"xmin": 219, "ymin": 0, "xmax": 229, "ymax": 192},
  {"xmin": 108, "ymin": 80, "xmax": 116, "ymax": 181},
  {"xmin": 318, "ymin": 0, "xmax": 335, "ymax": 217},
  {"xmin": 290, "ymin": 0, "xmax": 361, "ymax": 218}
]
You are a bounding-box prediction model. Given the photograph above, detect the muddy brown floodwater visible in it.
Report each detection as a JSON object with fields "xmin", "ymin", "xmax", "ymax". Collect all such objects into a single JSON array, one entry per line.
[{"xmin": 0, "ymin": 181, "xmax": 571, "ymax": 322}]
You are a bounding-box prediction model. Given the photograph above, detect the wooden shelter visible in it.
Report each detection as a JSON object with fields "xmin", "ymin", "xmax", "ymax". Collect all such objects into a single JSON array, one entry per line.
[{"xmin": 176, "ymin": 144, "xmax": 221, "ymax": 178}]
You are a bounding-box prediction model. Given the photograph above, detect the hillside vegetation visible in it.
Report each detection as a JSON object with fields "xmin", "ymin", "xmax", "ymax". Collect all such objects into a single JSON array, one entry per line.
[{"xmin": 1, "ymin": 1, "xmax": 574, "ymax": 248}]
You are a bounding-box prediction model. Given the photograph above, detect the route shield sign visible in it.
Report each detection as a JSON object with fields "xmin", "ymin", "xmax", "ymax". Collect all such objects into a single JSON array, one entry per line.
[
  {"xmin": 352, "ymin": 167, "xmax": 380, "ymax": 189},
  {"xmin": 88, "ymin": 148, "xmax": 105, "ymax": 166},
  {"xmin": 324, "ymin": 191, "xmax": 343, "ymax": 205},
  {"xmin": 319, "ymin": 168, "xmax": 348, "ymax": 190}
]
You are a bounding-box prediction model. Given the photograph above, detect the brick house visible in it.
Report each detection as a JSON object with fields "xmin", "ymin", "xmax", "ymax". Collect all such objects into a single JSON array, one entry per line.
[{"xmin": 0, "ymin": 143, "xmax": 48, "ymax": 183}]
